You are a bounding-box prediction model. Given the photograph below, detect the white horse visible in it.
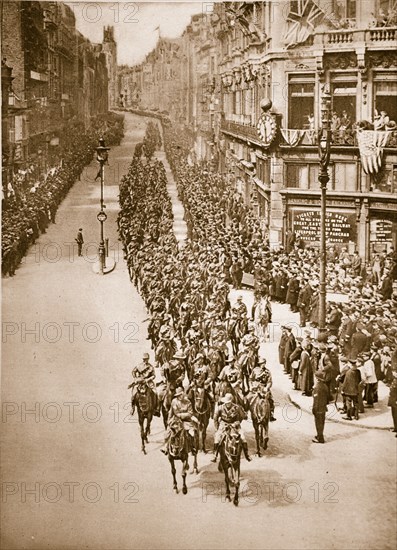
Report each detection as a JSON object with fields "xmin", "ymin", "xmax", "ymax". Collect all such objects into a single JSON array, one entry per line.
[{"xmin": 253, "ymin": 296, "xmax": 272, "ymax": 343}]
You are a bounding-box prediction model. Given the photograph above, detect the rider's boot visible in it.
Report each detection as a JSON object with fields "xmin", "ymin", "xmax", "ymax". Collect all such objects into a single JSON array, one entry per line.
[
  {"xmin": 270, "ymin": 409, "xmax": 276, "ymax": 421},
  {"xmin": 210, "ymin": 443, "xmax": 219, "ymax": 463},
  {"xmin": 242, "ymin": 442, "xmax": 252, "ymax": 462}
]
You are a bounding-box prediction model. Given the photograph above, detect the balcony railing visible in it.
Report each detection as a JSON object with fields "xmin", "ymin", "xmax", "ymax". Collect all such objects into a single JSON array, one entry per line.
[
  {"xmin": 281, "ymin": 127, "xmax": 397, "ymax": 148},
  {"xmin": 221, "ymin": 118, "xmax": 259, "ymax": 141},
  {"xmin": 314, "ymin": 26, "xmax": 397, "ymax": 45}
]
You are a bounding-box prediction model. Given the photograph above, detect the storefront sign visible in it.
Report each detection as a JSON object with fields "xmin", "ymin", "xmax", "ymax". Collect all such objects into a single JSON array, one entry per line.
[
  {"xmin": 370, "ymin": 219, "xmax": 393, "ymax": 242},
  {"xmin": 292, "ymin": 210, "xmax": 354, "ymax": 244}
]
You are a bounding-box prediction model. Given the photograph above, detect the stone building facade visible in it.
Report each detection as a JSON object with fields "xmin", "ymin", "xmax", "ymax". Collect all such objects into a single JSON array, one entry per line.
[{"xmin": 123, "ymin": 1, "xmax": 397, "ymax": 257}]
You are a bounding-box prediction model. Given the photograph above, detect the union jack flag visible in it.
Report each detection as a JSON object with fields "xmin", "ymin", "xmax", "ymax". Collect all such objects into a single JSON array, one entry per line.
[{"xmin": 283, "ymin": 0, "xmax": 329, "ymax": 48}]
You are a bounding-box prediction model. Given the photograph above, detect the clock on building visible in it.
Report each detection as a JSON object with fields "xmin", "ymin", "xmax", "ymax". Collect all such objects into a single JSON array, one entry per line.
[{"xmin": 257, "ymin": 112, "xmax": 277, "ymax": 146}]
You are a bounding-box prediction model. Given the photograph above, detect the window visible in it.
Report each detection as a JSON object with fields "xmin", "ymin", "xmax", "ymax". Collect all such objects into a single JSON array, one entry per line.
[
  {"xmin": 286, "ymin": 164, "xmax": 309, "ymax": 188},
  {"xmin": 286, "ymin": 163, "xmax": 321, "ymax": 189},
  {"xmin": 374, "ymin": 78, "xmax": 397, "ymax": 124},
  {"xmin": 288, "ymin": 75, "xmax": 314, "ymax": 129},
  {"xmin": 331, "ymin": 82, "xmax": 357, "ymax": 126},
  {"xmin": 334, "ymin": 0, "xmax": 356, "ymax": 19},
  {"xmin": 233, "ymin": 90, "xmax": 241, "ymax": 115},
  {"xmin": 374, "ymin": 165, "xmax": 397, "ymax": 193},
  {"xmin": 256, "ymin": 158, "xmax": 270, "ymax": 183},
  {"xmin": 308, "ymin": 164, "xmax": 320, "ymax": 190},
  {"xmin": 334, "ymin": 163, "xmax": 357, "ymax": 192}
]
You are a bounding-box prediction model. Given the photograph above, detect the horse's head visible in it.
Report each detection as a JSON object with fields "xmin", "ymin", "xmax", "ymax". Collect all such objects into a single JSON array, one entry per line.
[
  {"xmin": 168, "ymin": 417, "xmax": 185, "ymax": 456},
  {"xmin": 193, "ymin": 386, "xmax": 207, "ymax": 412},
  {"xmin": 224, "ymin": 425, "xmax": 241, "ymax": 460}
]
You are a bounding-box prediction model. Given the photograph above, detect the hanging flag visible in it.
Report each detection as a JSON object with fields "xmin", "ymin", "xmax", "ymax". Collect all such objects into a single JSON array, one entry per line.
[
  {"xmin": 283, "ymin": 0, "xmax": 333, "ymax": 48},
  {"xmin": 356, "ymin": 129, "xmax": 391, "ymax": 175},
  {"xmin": 280, "ymin": 129, "xmax": 305, "ymax": 147}
]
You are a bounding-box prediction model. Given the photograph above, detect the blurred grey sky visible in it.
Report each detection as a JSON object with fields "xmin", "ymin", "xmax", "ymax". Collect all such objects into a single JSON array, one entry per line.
[{"xmin": 66, "ymin": 1, "xmax": 203, "ymax": 65}]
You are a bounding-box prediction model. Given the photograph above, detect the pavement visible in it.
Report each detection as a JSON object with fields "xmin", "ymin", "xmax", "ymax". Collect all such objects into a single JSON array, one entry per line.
[
  {"xmin": 1, "ymin": 112, "xmax": 396, "ymax": 550},
  {"xmin": 227, "ymin": 288, "xmax": 393, "ymax": 431}
]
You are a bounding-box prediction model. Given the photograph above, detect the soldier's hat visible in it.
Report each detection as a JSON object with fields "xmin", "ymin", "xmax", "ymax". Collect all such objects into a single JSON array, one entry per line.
[
  {"xmin": 191, "ymin": 320, "xmax": 199, "ymax": 327},
  {"xmin": 225, "ymin": 356, "xmax": 234, "ymax": 363},
  {"xmin": 258, "ymin": 356, "xmax": 267, "ymax": 365},
  {"xmin": 221, "ymin": 393, "xmax": 234, "ymax": 404},
  {"xmin": 143, "ymin": 352, "xmax": 150, "ymax": 360},
  {"xmin": 193, "ymin": 353, "xmax": 204, "ymax": 363},
  {"xmin": 173, "ymin": 350, "xmax": 186, "ymax": 360},
  {"xmin": 174, "ymin": 387, "xmax": 184, "ymax": 397}
]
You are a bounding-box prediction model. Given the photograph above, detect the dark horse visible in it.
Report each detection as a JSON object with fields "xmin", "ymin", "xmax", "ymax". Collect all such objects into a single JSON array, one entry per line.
[
  {"xmin": 228, "ymin": 317, "xmax": 247, "ymax": 356},
  {"xmin": 188, "ymin": 385, "xmax": 211, "ymax": 453},
  {"xmin": 236, "ymin": 348, "xmax": 257, "ymax": 395},
  {"xmin": 132, "ymin": 382, "xmax": 156, "ymax": 454},
  {"xmin": 248, "ymin": 389, "xmax": 271, "ymax": 457},
  {"xmin": 218, "ymin": 424, "xmax": 242, "ymax": 506},
  {"xmin": 166, "ymin": 416, "xmax": 199, "ymax": 494}
]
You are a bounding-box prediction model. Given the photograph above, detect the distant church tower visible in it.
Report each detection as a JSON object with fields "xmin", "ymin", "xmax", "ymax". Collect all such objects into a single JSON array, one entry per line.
[{"xmin": 102, "ymin": 26, "xmax": 117, "ymax": 109}]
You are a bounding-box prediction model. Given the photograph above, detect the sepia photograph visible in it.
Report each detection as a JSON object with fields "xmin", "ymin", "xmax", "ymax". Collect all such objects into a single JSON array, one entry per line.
[{"xmin": 1, "ymin": 1, "xmax": 397, "ymax": 549}]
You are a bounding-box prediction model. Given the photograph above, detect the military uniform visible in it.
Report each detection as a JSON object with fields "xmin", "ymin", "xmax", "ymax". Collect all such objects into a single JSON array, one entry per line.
[
  {"xmin": 249, "ymin": 365, "xmax": 276, "ymax": 419},
  {"xmin": 162, "ymin": 394, "xmax": 199, "ymax": 453},
  {"xmin": 312, "ymin": 375, "xmax": 329, "ymax": 443},
  {"xmin": 129, "ymin": 359, "xmax": 159, "ymax": 414},
  {"xmin": 211, "ymin": 398, "xmax": 251, "ymax": 461}
]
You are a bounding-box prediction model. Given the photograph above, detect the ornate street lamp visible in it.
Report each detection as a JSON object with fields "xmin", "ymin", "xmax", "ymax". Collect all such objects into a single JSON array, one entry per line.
[
  {"xmin": 318, "ymin": 86, "xmax": 332, "ymax": 333},
  {"xmin": 96, "ymin": 137, "xmax": 110, "ymax": 275}
]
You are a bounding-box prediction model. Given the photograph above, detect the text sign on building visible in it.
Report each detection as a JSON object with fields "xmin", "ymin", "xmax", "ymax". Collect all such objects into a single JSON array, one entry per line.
[
  {"xmin": 370, "ymin": 219, "xmax": 393, "ymax": 242},
  {"xmin": 292, "ymin": 211, "xmax": 354, "ymax": 244}
]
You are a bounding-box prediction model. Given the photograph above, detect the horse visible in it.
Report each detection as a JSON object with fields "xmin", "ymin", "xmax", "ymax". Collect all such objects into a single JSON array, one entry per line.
[
  {"xmin": 218, "ymin": 424, "xmax": 242, "ymax": 506},
  {"xmin": 236, "ymin": 349, "xmax": 257, "ymax": 395},
  {"xmin": 147, "ymin": 316, "xmax": 162, "ymax": 349},
  {"xmin": 253, "ymin": 296, "xmax": 272, "ymax": 343},
  {"xmin": 185, "ymin": 341, "xmax": 200, "ymax": 381},
  {"xmin": 155, "ymin": 337, "xmax": 177, "ymax": 366},
  {"xmin": 166, "ymin": 416, "xmax": 199, "ymax": 494},
  {"xmin": 207, "ymin": 346, "xmax": 225, "ymax": 380},
  {"xmin": 188, "ymin": 385, "xmax": 211, "ymax": 453},
  {"xmin": 228, "ymin": 316, "xmax": 248, "ymax": 356},
  {"xmin": 132, "ymin": 382, "xmax": 156, "ymax": 454},
  {"xmin": 248, "ymin": 389, "xmax": 271, "ymax": 457}
]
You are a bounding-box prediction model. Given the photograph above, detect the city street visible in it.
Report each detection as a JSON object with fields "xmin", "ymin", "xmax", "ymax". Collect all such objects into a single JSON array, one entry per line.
[{"xmin": 1, "ymin": 113, "xmax": 396, "ymax": 550}]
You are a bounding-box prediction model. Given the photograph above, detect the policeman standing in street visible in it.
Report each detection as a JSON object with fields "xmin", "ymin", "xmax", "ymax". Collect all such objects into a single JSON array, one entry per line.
[
  {"xmin": 312, "ymin": 370, "xmax": 329, "ymax": 443},
  {"xmin": 75, "ymin": 228, "xmax": 84, "ymax": 257}
]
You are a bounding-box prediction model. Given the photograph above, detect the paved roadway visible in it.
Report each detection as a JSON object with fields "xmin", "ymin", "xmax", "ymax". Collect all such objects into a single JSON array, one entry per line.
[{"xmin": 1, "ymin": 113, "xmax": 396, "ymax": 550}]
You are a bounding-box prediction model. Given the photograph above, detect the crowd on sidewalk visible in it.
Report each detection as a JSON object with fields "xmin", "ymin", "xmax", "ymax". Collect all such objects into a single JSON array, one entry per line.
[
  {"xmin": 118, "ymin": 116, "xmax": 397, "ymax": 442},
  {"xmin": 2, "ymin": 113, "xmax": 124, "ymax": 277}
]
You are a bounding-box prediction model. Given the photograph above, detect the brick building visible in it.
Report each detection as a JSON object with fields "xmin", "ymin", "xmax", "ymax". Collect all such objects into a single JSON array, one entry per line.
[{"xmin": 1, "ymin": 1, "xmax": 112, "ymax": 194}]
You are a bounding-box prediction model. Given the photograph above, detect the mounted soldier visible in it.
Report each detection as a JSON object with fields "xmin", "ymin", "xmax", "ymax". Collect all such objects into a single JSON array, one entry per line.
[
  {"xmin": 161, "ymin": 387, "xmax": 199, "ymax": 455},
  {"xmin": 128, "ymin": 352, "xmax": 160, "ymax": 416},
  {"xmin": 211, "ymin": 393, "xmax": 251, "ymax": 463},
  {"xmin": 249, "ymin": 356, "xmax": 276, "ymax": 421},
  {"xmin": 217, "ymin": 357, "xmax": 245, "ymax": 407}
]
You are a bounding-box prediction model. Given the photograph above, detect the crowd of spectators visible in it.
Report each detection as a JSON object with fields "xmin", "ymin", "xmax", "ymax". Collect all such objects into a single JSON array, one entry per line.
[{"xmin": 2, "ymin": 113, "xmax": 124, "ymax": 277}]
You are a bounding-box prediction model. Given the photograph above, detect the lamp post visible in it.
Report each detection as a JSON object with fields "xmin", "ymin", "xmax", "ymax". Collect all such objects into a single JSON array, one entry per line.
[
  {"xmin": 318, "ymin": 86, "xmax": 332, "ymax": 334},
  {"xmin": 96, "ymin": 137, "xmax": 110, "ymax": 275}
]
